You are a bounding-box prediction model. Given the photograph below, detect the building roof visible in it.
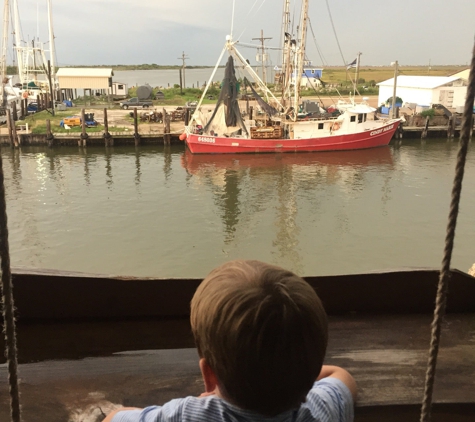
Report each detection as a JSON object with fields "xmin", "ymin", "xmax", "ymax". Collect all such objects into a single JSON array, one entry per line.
[
  {"xmin": 56, "ymin": 68, "xmax": 114, "ymax": 77},
  {"xmin": 449, "ymin": 68, "xmax": 470, "ymax": 80},
  {"xmin": 377, "ymin": 75, "xmax": 460, "ymax": 89}
]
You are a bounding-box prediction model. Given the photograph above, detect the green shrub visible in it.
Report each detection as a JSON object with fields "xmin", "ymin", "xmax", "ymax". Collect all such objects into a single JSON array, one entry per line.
[
  {"xmin": 420, "ymin": 108, "xmax": 435, "ymax": 118},
  {"xmin": 386, "ymin": 96, "xmax": 403, "ymax": 105}
]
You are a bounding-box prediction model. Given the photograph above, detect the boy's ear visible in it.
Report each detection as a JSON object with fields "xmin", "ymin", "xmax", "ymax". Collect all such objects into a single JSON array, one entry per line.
[{"xmin": 199, "ymin": 358, "xmax": 219, "ymax": 393}]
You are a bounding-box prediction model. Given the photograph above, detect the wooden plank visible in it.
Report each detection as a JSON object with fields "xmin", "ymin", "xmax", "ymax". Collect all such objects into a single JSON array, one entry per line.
[
  {"xmin": 2, "ymin": 269, "xmax": 473, "ymax": 420},
  {"xmin": 1, "ymin": 314, "xmax": 473, "ymax": 422},
  {"xmin": 8, "ymin": 268, "xmax": 475, "ymax": 321}
]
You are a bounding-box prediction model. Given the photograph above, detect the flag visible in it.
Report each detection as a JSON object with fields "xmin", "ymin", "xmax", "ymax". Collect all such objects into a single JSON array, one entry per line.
[{"xmin": 347, "ymin": 58, "xmax": 357, "ymax": 70}]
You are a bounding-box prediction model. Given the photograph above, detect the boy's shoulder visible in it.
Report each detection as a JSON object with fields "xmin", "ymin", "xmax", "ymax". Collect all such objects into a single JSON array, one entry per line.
[
  {"xmin": 111, "ymin": 396, "xmax": 239, "ymax": 422},
  {"xmin": 112, "ymin": 380, "xmax": 353, "ymax": 422}
]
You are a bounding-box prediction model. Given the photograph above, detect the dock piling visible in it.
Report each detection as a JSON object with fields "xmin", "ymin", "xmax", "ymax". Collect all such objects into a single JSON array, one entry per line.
[
  {"xmin": 46, "ymin": 120, "xmax": 55, "ymax": 148},
  {"xmin": 6, "ymin": 109, "xmax": 14, "ymax": 148},
  {"xmin": 184, "ymin": 108, "xmax": 190, "ymax": 126},
  {"xmin": 103, "ymin": 108, "xmax": 113, "ymax": 146},
  {"xmin": 421, "ymin": 117, "xmax": 430, "ymax": 139},
  {"xmin": 133, "ymin": 109, "xmax": 140, "ymax": 146},
  {"xmin": 10, "ymin": 115, "xmax": 19, "ymax": 148},
  {"xmin": 80, "ymin": 108, "xmax": 88, "ymax": 147},
  {"xmin": 163, "ymin": 109, "xmax": 171, "ymax": 145},
  {"xmin": 447, "ymin": 116, "xmax": 455, "ymax": 139}
]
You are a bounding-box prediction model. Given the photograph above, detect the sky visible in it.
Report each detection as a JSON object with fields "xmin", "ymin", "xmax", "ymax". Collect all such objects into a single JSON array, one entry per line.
[{"xmin": 5, "ymin": 0, "xmax": 475, "ymax": 68}]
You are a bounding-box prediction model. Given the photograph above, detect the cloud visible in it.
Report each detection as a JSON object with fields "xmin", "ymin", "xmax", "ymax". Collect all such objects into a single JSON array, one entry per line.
[{"xmin": 8, "ymin": 0, "xmax": 475, "ymax": 66}]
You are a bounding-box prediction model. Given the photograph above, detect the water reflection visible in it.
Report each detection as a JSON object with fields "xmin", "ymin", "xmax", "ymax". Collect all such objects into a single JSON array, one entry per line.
[
  {"xmin": 3, "ymin": 143, "xmax": 473, "ymax": 278},
  {"xmin": 105, "ymin": 147, "xmax": 113, "ymax": 190},
  {"xmin": 163, "ymin": 145, "xmax": 173, "ymax": 182},
  {"xmin": 181, "ymin": 148, "xmax": 394, "ymax": 273}
]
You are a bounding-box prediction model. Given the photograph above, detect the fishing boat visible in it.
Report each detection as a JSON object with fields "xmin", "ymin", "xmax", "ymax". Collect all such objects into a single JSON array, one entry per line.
[
  {"xmin": 183, "ymin": 0, "xmax": 401, "ymax": 154},
  {"xmin": 1, "ymin": 0, "xmax": 57, "ymax": 106}
]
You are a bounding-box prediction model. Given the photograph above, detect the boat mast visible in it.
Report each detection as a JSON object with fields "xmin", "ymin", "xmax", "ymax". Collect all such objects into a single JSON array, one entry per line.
[
  {"xmin": 1, "ymin": 0, "xmax": 10, "ymax": 87},
  {"xmin": 293, "ymin": 0, "xmax": 309, "ymax": 118},
  {"xmin": 47, "ymin": 0, "xmax": 56, "ymax": 84},
  {"xmin": 280, "ymin": 0, "xmax": 291, "ymax": 108},
  {"xmin": 12, "ymin": 0, "xmax": 25, "ymax": 85}
]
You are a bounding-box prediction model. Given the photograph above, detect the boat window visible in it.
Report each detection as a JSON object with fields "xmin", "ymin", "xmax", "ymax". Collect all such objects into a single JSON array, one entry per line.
[
  {"xmin": 358, "ymin": 114, "xmax": 363, "ymax": 123},
  {"xmin": 318, "ymin": 123, "xmax": 324, "ymax": 129},
  {"xmin": 363, "ymin": 113, "xmax": 367, "ymax": 122},
  {"xmin": 350, "ymin": 116, "xmax": 356, "ymax": 122}
]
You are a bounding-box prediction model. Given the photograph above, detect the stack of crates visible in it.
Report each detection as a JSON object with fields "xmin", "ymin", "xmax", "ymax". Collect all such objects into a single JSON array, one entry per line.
[{"xmin": 250, "ymin": 125, "xmax": 283, "ymax": 139}]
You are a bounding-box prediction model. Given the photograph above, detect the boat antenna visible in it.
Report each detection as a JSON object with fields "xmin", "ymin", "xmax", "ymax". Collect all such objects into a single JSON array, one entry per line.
[{"xmin": 230, "ymin": 0, "xmax": 236, "ymax": 39}]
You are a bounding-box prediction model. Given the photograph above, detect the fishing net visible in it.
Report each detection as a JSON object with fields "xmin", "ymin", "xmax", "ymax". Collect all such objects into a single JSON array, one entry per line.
[
  {"xmin": 243, "ymin": 77, "xmax": 278, "ymax": 116},
  {"xmin": 204, "ymin": 56, "xmax": 248, "ymax": 136}
]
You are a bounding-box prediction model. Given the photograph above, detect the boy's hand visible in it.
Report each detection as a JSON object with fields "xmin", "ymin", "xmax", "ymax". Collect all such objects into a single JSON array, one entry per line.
[
  {"xmin": 102, "ymin": 407, "xmax": 141, "ymax": 422},
  {"xmin": 317, "ymin": 365, "xmax": 357, "ymax": 400}
]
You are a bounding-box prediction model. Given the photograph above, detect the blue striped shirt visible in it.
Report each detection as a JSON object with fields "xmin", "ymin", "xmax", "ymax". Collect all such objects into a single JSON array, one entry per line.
[{"xmin": 112, "ymin": 378, "xmax": 354, "ymax": 422}]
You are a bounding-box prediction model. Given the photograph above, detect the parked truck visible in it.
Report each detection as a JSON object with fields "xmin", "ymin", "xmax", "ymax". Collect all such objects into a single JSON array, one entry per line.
[{"xmin": 119, "ymin": 97, "xmax": 153, "ymax": 109}]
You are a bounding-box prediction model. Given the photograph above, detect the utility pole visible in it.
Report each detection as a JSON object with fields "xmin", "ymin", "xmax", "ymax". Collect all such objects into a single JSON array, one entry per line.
[
  {"xmin": 252, "ymin": 30, "xmax": 272, "ymax": 84},
  {"xmin": 355, "ymin": 51, "xmax": 362, "ymax": 87},
  {"xmin": 178, "ymin": 51, "xmax": 189, "ymax": 90}
]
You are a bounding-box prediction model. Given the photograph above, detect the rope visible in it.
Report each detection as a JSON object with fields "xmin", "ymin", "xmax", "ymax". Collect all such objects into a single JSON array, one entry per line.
[
  {"xmin": 325, "ymin": 0, "xmax": 346, "ymax": 65},
  {"xmin": 0, "ymin": 150, "xmax": 21, "ymax": 421},
  {"xmin": 419, "ymin": 40, "xmax": 475, "ymax": 422}
]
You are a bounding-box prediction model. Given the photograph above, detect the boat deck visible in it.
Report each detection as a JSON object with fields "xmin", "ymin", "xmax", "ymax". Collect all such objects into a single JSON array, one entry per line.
[
  {"xmin": 0, "ymin": 268, "xmax": 474, "ymax": 421},
  {"xmin": 1, "ymin": 312, "xmax": 474, "ymax": 421}
]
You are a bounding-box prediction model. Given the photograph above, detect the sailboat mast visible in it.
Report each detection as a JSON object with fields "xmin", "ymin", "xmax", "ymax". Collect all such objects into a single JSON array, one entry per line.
[
  {"xmin": 47, "ymin": 0, "xmax": 56, "ymax": 83},
  {"xmin": 293, "ymin": 0, "xmax": 309, "ymax": 117},
  {"xmin": 1, "ymin": 0, "xmax": 10, "ymax": 82},
  {"xmin": 12, "ymin": 0, "xmax": 24, "ymax": 85}
]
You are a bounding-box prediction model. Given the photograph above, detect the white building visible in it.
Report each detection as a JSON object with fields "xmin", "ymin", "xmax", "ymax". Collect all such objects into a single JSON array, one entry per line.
[
  {"xmin": 56, "ymin": 68, "xmax": 114, "ymax": 98},
  {"xmin": 111, "ymin": 82, "xmax": 128, "ymax": 99},
  {"xmin": 377, "ymin": 76, "xmax": 468, "ymax": 109}
]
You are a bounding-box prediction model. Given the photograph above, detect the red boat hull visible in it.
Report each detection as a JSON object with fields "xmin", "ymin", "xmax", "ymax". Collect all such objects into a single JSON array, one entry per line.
[{"xmin": 186, "ymin": 120, "xmax": 400, "ymax": 154}]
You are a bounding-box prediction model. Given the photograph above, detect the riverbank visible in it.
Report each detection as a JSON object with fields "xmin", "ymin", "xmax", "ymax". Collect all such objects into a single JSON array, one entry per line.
[{"xmin": 2, "ymin": 96, "xmax": 472, "ymax": 146}]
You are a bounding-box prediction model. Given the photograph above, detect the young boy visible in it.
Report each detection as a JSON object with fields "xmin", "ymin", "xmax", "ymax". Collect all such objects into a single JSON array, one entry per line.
[{"xmin": 105, "ymin": 260, "xmax": 356, "ymax": 422}]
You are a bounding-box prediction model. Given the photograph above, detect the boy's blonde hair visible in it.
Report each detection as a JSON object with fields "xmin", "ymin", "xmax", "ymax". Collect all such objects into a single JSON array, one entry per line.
[{"xmin": 190, "ymin": 260, "xmax": 328, "ymax": 416}]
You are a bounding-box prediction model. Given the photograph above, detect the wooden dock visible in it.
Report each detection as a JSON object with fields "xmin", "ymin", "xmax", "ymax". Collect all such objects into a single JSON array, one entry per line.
[
  {"xmin": 0, "ymin": 107, "xmax": 187, "ymax": 147},
  {"xmin": 0, "ymin": 268, "xmax": 474, "ymax": 421},
  {"xmin": 398, "ymin": 113, "xmax": 474, "ymax": 139}
]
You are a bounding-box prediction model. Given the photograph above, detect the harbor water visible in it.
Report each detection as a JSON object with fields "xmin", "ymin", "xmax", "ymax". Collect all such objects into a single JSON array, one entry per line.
[{"xmin": 2, "ymin": 140, "xmax": 475, "ymax": 278}]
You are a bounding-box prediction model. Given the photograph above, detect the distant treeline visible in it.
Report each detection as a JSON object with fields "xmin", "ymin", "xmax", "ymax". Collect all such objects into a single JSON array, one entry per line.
[
  {"xmin": 65, "ymin": 64, "xmax": 215, "ymax": 71},
  {"xmin": 4, "ymin": 64, "xmax": 215, "ymax": 75}
]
